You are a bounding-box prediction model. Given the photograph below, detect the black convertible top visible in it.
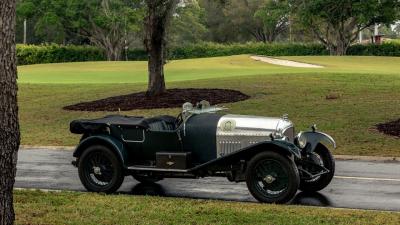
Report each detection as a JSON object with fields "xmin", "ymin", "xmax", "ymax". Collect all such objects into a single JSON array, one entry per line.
[{"xmin": 70, "ymin": 115, "xmax": 175, "ymax": 134}]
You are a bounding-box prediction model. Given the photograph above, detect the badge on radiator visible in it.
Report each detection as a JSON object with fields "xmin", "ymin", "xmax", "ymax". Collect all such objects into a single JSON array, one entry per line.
[
  {"xmin": 166, "ymin": 161, "xmax": 175, "ymax": 166},
  {"xmin": 221, "ymin": 120, "xmax": 236, "ymax": 132}
]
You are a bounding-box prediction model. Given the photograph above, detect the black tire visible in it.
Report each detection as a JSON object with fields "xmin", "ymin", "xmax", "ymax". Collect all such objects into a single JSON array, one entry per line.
[
  {"xmin": 132, "ymin": 175, "xmax": 163, "ymax": 183},
  {"xmin": 299, "ymin": 144, "xmax": 335, "ymax": 192},
  {"xmin": 246, "ymin": 151, "xmax": 300, "ymax": 204},
  {"xmin": 78, "ymin": 145, "xmax": 124, "ymax": 193}
]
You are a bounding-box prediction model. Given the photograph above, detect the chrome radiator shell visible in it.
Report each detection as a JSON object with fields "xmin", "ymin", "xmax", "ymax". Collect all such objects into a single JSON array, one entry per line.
[{"xmin": 216, "ymin": 114, "xmax": 293, "ymax": 157}]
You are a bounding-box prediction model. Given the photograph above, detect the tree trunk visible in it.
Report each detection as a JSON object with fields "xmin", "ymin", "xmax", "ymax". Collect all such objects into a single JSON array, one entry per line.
[
  {"xmin": 0, "ymin": 0, "xmax": 20, "ymax": 225},
  {"xmin": 144, "ymin": 0, "xmax": 178, "ymax": 96}
]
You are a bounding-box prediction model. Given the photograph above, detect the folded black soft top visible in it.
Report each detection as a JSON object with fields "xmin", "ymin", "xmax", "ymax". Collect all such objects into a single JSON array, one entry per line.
[{"xmin": 70, "ymin": 115, "xmax": 176, "ymax": 134}]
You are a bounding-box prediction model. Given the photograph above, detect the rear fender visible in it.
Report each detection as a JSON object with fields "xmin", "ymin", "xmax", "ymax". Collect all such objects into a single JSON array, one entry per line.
[{"xmin": 73, "ymin": 135, "xmax": 128, "ymax": 167}]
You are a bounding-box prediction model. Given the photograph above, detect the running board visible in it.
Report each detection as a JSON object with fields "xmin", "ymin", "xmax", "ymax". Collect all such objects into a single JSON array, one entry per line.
[{"xmin": 127, "ymin": 166, "xmax": 189, "ymax": 173}]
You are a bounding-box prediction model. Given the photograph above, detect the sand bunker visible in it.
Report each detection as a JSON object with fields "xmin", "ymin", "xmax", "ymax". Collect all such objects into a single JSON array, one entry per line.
[{"xmin": 251, "ymin": 56, "xmax": 324, "ymax": 68}]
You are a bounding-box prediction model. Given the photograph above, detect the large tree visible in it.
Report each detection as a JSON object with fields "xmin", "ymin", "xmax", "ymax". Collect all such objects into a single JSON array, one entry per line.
[
  {"xmin": 0, "ymin": 0, "xmax": 20, "ymax": 224},
  {"xmin": 144, "ymin": 0, "xmax": 179, "ymax": 96},
  {"xmin": 17, "ymin": 0, "xmax": 144, "ymax": 60},
  {"xmin": 294, "ymin": 0, "xmax": 400, "ymax": 55},
  {"xmin": 170, "ymin": 0, "xmax": 207, "ymax": 46},
  {"xmin": 254, "ymin": 0, "xmax": 290, "ymax": 43},
  {"xmin": 70, "ymin": 0, "xmax": 144, "ymax": 60}
]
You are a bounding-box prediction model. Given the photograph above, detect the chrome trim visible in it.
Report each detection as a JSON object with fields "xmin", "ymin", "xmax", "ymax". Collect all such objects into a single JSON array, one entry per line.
[{"xmin": 121, "ymin": 129, "xmax": 146, "ymax": 143}]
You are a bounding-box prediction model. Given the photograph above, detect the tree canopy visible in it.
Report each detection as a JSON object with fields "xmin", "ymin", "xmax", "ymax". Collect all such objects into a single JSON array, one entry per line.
[
  {"xmin": 293, "ymin": 0, "xmax": 400, "ymax": 55},
  {"xmin": 15, "ymin": 0, "xmax": 400, "ymax": 56}
]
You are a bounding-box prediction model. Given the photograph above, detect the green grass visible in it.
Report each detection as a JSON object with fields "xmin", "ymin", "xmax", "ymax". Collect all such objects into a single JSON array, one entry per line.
[
  {"xmin": 18, "ymin": 55, "xmax": 400, "ymax": 156},
  {"xmin": 18, "ymin": 55, "xmax": 400, "ymax": 84},
  {"xmin": 14, "ymin": 190, "xmax": 400, "ymax": 225}
]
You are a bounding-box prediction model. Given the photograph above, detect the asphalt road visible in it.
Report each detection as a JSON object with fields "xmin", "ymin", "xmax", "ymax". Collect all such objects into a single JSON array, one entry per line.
[{"xmin": 15, "ymin": 148, "xmax": 400, "ymax": 211}]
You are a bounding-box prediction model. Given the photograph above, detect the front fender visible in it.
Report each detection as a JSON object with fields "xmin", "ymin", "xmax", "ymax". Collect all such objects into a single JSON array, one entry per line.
[
  {"xmin": 73, "ymin": 135, "xmax": 128, "ymax": 167},
  {"xmin": 190, "ymin": 140, "xmax": 301, "ymax": 172},
  {"xmin": 296, "ymin": 131, "xmax": 336, "ymax": 153}
]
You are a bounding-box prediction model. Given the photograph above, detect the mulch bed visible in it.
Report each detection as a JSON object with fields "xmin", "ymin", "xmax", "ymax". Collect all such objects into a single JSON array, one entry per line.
[
  {"xmin": 376, "ymin": 119, "xmax": 400, "ymax": 138},
  {"xmin": 63, "ymin": 88, "xmax": 250, "ymax": 111}
]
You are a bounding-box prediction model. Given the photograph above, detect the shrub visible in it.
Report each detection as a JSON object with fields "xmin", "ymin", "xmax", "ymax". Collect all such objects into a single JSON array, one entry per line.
[
  {"xmin": 16, "ymin": 42, "xmax": 400, "ymax": 65},
  {"xmin": 347, "ymin": 43, "xmax": 400, "ymax": 56},
  {"xmin": 17, "ymin": 44, "xmax": 105, "ymax": 65},
  {"xmin": 169, "ymin": 42, "xmax": 329, "ymax": 59}
]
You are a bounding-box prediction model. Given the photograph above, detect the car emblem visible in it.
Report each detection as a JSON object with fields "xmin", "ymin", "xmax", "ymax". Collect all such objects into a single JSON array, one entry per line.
[
  {"xmin": 221, "ymin": 120, "xmax": 236, "ymax": 132},
  {"xmin": 166, "ymin": 161, "xmax": 175, "ymax": 166}
]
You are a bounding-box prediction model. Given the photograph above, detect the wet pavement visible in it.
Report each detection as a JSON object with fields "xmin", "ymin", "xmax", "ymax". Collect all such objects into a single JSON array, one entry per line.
[{"xmin": 15, "ymin": 148, "xmax": 400, "ymax": 211}]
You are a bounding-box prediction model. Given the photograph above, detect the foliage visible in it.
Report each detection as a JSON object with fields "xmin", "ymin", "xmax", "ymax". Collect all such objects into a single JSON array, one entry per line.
[
  {"xmin": 348, "ymin": 43, "xmax": 400, "ymax": 56},
  {"xmin": 254, "ymin": 0, "xmax": 290, "ymax": 43},
  {"xmin": 69, "ymin": 0, "xmax": 145, "ymax": 60},
  {"xmin": 16, "ymin": 44, "xmax": 105, "ymax": 65},
  {"xmin": 169, "ymin": 0, "xmax": 208, "ymax": 46},
  {"xmin": 17, "ymin": 0, "xmax": 144, "ymax": 60},
  {"xmin": 170, "ymin": 42, "xmax": 328, "ymax": 58},
  {"xmin": 294, "ymin": 0, "xmax": 400, "ymax": 55},
  {"xmin": 16, "ymin": 42, "xmax": 400, "ymax": 65}
]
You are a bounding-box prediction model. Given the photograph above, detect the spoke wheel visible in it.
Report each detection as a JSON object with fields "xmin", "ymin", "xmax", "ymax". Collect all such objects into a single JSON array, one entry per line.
[
  {"xmin": 246, "ymin": 151, "xmax": 299, "ymax": 204},
  {"xmin": 78, "ymin": 145, "xmax": 124, "ymax": 193},
  {"xmin": 299, "ymin": 144, "xmax": 335, "ymax": 192}
]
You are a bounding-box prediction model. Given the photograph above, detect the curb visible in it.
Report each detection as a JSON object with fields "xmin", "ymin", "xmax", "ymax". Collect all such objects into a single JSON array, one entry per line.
[
  {"xmin": 19, "ymin": 146, "xmax": 400, "ymax": 163},
  {"xmin": 334, "ymin": 155, "xmax": 400, "ymax": 163},
  {"xmin": 20, "ymin": 145, "xmax": 75, "ymax": 151}
]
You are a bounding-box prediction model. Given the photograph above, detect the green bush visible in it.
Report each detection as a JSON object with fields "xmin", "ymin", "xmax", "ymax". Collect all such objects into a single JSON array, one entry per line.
[
  {"xmin": 16, "ymin": 42, "xmax": 400, "ymax": 65},
  {"xmin": 17, "ymin": 44, "xmax": 105, "ymax": 65},
  {"xmin": 169, "ymin": 42, "xmax": 329, "ymax": 59},
  {"xmin": 347, "ymin": 43, "xmax": 400, "ymax": 56}
]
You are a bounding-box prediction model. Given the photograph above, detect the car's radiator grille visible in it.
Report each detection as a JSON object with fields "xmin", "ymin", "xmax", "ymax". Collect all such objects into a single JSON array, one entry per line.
[{"xmin": 283, "ymin": 126, "xmax": 295, "ymax": 142}]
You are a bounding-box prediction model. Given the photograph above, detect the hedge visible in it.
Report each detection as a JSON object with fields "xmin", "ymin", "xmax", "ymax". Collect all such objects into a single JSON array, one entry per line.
[
  {"xmin": 347, "ymin": 43, "xmax": 400, "ymax": 56},
  {"xmin": 17, "ymin": 44, "xmax": 105, "ymax": 65},
  {"xmin": 169, "ymin": 42, "xmax": 329, "ymax": 59},
  {"xmin": 16, "ymin": 42, "xmax": 400, "ymax": 65}
]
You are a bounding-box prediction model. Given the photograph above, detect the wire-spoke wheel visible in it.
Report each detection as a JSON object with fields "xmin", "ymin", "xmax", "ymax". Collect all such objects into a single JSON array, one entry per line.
[
  {"xmin": 246, "ymin": 151, "xmax": 299, "ymax": 204},
  {"xmin": 78, "ymin": 145, "xmax": 124, "ymax": 193},
  {"xmin": 299, "ymin": 144, "xmax": 335, "ymax": 192}
]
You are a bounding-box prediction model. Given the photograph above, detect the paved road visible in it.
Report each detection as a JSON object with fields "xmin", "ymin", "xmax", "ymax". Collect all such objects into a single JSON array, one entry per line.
[{"xmin": 15, "ymin": 149, "xmax": 400, "ymax": 211}]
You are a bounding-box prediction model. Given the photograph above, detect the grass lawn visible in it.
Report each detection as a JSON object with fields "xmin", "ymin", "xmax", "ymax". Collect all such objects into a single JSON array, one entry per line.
[
  {"xmin": 14, "ymin": 190, "xmax": 400, "ymax": 225},
  {"xmin": 18, "ymin": 55, "xmax": 400, "ymax": 156}
]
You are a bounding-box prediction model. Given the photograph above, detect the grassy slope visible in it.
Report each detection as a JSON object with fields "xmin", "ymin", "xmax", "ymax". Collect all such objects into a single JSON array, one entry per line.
[
  {"xmin": 14, "ymin": 190, "xmax": 400, "ymax": 225},
  {"xmin": 18, "ymin": 55, "xmax": 400, "ymax": 156}
]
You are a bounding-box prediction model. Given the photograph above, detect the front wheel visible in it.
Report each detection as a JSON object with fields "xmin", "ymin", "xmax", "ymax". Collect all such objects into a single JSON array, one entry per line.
[
  {"xmin": 246, "ymin": 151, "xmax": 300, "ymax": 204},
  {"xmin": 299, "ymin": 144, "xmax": 335, "ymax": 192},
  {"xmin": 78, "ymin": 145, "xmax": 124, "ymax": 193}
]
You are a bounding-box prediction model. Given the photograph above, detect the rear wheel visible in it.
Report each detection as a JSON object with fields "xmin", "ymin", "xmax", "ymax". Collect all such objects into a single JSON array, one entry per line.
[
  {"xmin": 246, "ymin": 151, "xmax": 300, "ymax": 204},
  {"xmin": 78, "ymin": 145, "xmax": 124, "ymax": 193},
  {"xmin": 299, "ymin": 144, "xmax": 335, "ymax": 192}
]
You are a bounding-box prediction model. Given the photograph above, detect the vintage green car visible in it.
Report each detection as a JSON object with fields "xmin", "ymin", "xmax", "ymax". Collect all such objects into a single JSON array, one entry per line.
[{"xmin": 70, "ymin": 101, "xmax": 336, "ymax": 204}]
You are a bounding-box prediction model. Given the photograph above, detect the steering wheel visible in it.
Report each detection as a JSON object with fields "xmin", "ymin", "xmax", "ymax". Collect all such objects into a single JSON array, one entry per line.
[{"xmin": 175, "ymin": 112, "xmax": 184, "ymax": 127}]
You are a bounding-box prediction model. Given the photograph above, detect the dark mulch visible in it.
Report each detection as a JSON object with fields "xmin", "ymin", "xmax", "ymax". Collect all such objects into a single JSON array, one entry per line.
[
  {"xmin": 63, "ymin": 88, "xmax": 250, "ymax": 111},
  {"xmin": 376, "ymin": 119, "xmax": 400, "ymax": 138}
]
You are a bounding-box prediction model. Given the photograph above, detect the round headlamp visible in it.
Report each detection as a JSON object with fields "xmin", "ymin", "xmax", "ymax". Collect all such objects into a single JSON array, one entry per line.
[{"xmin": 296, "ymin": 133, "xmax": 307, "ymax": 149}]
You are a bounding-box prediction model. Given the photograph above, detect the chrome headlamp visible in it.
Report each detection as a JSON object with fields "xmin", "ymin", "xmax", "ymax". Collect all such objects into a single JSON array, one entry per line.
[{"xmin": 295, "ymin": 132, "xmax": 307, "ymax": 149}]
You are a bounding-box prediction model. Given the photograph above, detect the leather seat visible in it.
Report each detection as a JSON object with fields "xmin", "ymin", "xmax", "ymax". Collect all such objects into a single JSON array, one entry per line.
[{"xmin": 145, "ymin": 115, "xmax": 176, "ymax": 131}]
